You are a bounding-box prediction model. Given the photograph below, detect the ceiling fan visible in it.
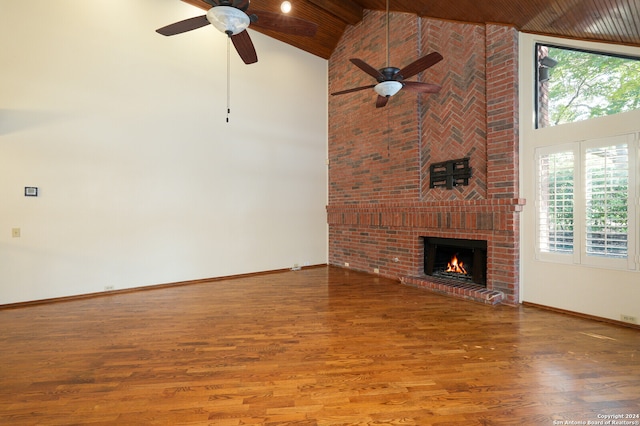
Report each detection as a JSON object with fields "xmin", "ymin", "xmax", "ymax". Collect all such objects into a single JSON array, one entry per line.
[
  {"xmin": 331, "ymin": 0, "xmax": 443, "ymax": 108},
  {"xmin": 156, "ymin": 0, "xmax": 318, "ymax": 64}
]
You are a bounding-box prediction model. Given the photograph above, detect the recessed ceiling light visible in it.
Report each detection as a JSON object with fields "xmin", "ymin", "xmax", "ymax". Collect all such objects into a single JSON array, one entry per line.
[{"xmin": 281, "ymin": 1, "xmax": 292, "ymax": 13}]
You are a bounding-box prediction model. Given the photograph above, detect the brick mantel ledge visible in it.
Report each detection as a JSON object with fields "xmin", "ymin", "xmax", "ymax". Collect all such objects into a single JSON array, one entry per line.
[
  {"xmin": 327, "ymin": 199, "xmax": 526, "ymax": 230},
  {"xmin": 328, "ymin": 199, "xmax": 526, "ymax": 211}
]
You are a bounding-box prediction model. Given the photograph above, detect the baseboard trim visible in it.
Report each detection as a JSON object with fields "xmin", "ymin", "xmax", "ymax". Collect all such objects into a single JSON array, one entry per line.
[
  {"xmin": 0, "ymin": 264, "xmax": 328, "ymax": 310},
  {"xmin": 523, "ymin": 301, "xmax": 640, "ymax": 330}
]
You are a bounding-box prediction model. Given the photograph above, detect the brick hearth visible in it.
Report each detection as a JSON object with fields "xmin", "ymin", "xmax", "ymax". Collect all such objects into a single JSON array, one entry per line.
[
  {"xmin": 400, "ymin": 276, "xmax": 503, "ymax": 305},
  {"xmin": 328, "ymin": 11, "xmax": 522, "ymax": 305}
]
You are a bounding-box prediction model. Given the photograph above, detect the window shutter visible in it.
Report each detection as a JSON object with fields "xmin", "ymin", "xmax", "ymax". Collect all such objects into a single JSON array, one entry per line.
[
  {"xmin": 537, "ymin": 150, "xmax": 575, "ymax": 254},
  {"xmin": 584, "ymin": 144, "xmax": 629, "ymax": 258}
]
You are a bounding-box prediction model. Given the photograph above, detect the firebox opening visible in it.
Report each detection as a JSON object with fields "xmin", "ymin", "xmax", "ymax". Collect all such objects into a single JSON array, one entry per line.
[{"xmin": 423, "ymin": 237, "xmax": 487, "ymax": 286}]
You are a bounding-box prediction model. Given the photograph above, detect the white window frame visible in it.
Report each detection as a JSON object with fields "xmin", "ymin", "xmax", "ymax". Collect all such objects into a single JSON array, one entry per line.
[{"xmin": 535, "ymin": 133, "xmax": 639, "ymax": 271}]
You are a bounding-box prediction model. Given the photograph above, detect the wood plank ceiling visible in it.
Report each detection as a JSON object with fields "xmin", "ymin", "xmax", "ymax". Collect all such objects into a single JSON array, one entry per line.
[{"xmin": 181, "ymin": 0, "xmax": 640, "ymax": 58}]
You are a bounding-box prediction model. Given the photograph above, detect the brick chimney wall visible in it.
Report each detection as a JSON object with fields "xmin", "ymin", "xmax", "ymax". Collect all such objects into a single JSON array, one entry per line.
[{"xmin": 327, "ymin": 11, "xmax": 524, "ymax": 305}]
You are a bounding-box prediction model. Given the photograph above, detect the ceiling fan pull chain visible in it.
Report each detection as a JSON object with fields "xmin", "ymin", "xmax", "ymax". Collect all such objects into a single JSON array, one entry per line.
[
  {"xmin": 387, "ymin": 105, "xmax": 391, "ymax": 157},
  {"xmin": 226, "ymin": 36, "xmax": 231, "ymax": 123}
]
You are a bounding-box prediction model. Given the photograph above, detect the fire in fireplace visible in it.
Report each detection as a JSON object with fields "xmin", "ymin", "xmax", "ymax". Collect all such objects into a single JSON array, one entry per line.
[
  {"xmin": 423, "ymin": 237, "xmax": 487, "ymax": 286},
  {"xmin": 446, "ymin": 254, "xmax": 467, "ymax": 274}
]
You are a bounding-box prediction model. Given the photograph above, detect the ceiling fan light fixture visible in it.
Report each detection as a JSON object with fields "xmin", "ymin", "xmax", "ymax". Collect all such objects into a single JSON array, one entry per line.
[
  {"xmin": 207, "ymin": 6, "xmax": 250, "ymax": 35},
  {"xmin": 374, "ymin": 81, "xmax": 403, "ymax": 97}
]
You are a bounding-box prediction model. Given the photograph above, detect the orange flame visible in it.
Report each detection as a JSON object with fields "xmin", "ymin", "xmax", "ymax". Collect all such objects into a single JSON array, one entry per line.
[{"xmin": 446, "ymin": 254, "xmax": 467, "ymax": 274}]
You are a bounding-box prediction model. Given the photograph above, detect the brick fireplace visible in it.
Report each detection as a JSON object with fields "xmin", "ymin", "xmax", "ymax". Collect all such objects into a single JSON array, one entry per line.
[{"xmin": 327, "ymin": 11, "xmax": 524, "ymax": 305}]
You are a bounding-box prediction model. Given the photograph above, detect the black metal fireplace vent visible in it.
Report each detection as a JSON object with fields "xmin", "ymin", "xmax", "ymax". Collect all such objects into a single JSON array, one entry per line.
[
  {"xmin": 424, "ymin": 237, "xmax": 487, "ymax": 286},
  {"xmin": 429, "ymin": 158, "xmax": 472, "ymax": 189}
]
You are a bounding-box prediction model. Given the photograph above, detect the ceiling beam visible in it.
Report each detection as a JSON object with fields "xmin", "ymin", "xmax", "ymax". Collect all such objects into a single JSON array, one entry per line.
[{"xmin": 306, "ymin": 0, "xmax": 363, "ymax": 25}]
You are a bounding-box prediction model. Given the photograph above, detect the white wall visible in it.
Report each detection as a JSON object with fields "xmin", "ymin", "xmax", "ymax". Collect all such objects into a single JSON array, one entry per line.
[
  {"xmin": 0, "ymin": 0, "xmax": 328, "ymax": 304},
  {"xmin": 519, "ymin": 33, "xmax": 640, "ymax": 322}
]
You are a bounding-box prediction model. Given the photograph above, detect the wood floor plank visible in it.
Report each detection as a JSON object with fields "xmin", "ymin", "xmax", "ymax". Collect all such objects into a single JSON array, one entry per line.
[{"xmin": 0, "ymin": 266, "xmax": 639, "ymax": 425}]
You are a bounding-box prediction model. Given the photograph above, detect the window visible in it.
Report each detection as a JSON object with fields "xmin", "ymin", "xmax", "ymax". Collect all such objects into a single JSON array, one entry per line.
[
  {"xmin": 535, "ymin": 134, "xmax": 638, "ymax": 270},
  {"xmin": 584, "ymin": 144, "xmax": 628, "ymax": 259},
  {"xmin": 537, "ymin": 149, "xmax": 574, "ymax": 255},
  {"xmin": 536, "ymin": 44, "xmax": 640, "ymax": 128}
]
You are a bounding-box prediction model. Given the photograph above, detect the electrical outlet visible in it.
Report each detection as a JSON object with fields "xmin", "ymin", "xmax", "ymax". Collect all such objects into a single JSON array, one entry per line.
[
  {"xmin": 11, "ymin": 228, "xmax": 20, "ymax": 238},
  {"xmin": 291, "ymin": 263, "xmax": 301, "ymax": 271},
  {"xmin": 344, "ymin": 262, "xmax": 349, "ymax": 267},
  {"xmin": 104, "ymin": 285, "xmax": 115, "ymax": 291},
  {"xmin": 620, "ymin": 314, "xmax": 638, "ymax": 324},
  {"xmin": 374, "ymin": 268, "xmax": 380, "ymax": 274}
]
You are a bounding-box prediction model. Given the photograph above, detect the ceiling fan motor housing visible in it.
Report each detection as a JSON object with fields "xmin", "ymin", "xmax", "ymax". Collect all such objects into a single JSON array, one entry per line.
[{"xmin": 379, "ymin": 67, "xmax": 401, "ymax": 82}]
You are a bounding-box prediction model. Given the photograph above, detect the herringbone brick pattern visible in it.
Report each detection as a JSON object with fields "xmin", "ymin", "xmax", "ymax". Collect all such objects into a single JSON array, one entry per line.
[{"xmin": 420, "ymin": 19, "xmax": 488, "ymax": 201}]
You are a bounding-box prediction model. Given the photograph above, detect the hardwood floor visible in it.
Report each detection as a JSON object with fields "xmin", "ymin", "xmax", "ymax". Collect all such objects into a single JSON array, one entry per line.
[{"xmin": 1, "ymin": 266, "xmax": 638, "ymax": 425}]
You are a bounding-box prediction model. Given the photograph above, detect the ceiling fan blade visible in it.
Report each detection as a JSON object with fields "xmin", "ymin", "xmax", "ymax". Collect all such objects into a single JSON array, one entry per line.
[
  {"xmin": 156, "ymin": 15, "xmax": 210, "ymax": 36},
  {"xmin": 376, "ymin": 95, "xmax": 390, "ymax": 108},
  {"xmin": 350, "ymin": 59, "xmax": 385, "ymax": 81},
  {"xmin": 331, "ymin": 85, "xmax": 376, "ymax": 96},
  {"xmin": 397, "ymin": 52, "xmax": 444, "ymax": 80},
  {"xmin": 402, "ymin": 81, "xmax": 442, "ymax": 93},
  {"xmin": 231, "ymin": 31, "xmax": 258, "ymax": 64},
  {"xmin": 248, "ymin": 10, "xmax": 317, "ymax": 36}
]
